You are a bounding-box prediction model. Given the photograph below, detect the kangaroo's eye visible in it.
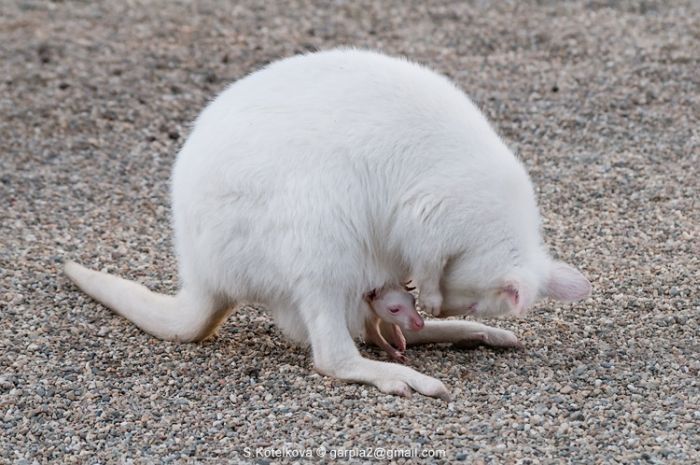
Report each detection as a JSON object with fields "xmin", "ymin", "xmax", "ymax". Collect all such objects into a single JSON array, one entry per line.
[{"xmin": 389, "ymin": 307, "xmax": 400, "ymax": 314}]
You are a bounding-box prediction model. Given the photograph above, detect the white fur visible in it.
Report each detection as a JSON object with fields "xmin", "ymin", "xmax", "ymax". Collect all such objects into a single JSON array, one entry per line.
[{"xmin": 65, "ymin": 48, "xmax": 591, "ymax": 400}]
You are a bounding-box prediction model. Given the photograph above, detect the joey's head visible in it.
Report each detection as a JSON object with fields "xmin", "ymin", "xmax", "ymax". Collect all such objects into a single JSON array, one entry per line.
[
  {"xmin": 438, "ymin": 245, "xmax": 591, "ymax": 319},
  {"xmin": 364, "ymin": 286, "xmax": 424, "ymax": 331}
]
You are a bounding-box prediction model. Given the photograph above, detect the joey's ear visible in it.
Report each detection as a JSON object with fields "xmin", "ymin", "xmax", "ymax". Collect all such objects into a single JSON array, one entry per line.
[
  {"xmin": 545, "ymin": 261, "xmax": 591, "ymax": 301},
  {"xmin": 363, "ymin": 289, "xmax": 377, "ymax": 302}
]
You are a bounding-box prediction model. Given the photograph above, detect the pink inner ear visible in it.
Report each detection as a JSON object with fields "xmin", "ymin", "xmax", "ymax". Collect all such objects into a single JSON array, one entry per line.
[
  {"xmin": 504, "ymin": 283, "xmax": 519, "ymax": 306},
  {"xmin": 502, "ymin": 281, "xmax": 529, "ymax": 315}
]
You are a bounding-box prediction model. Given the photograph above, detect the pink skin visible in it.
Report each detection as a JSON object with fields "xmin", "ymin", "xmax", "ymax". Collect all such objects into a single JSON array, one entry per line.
[{"xmin": 363, "ymin": 286, "xmax": 424, "ymax": 362}]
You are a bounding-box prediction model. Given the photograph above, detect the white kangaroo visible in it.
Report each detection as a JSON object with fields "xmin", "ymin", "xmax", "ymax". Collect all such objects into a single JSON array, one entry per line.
[{"xmin": 64, "ymin": 48, "xmax": 591, "ymax": 400}]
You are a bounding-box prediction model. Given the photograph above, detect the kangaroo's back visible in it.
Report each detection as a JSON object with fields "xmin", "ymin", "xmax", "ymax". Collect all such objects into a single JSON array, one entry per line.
[{"xmin": 170, "ymin": 49, "xmax": 516, "ymax": 296}]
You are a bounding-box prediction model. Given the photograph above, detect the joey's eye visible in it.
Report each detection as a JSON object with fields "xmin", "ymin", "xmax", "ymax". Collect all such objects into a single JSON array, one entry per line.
[{"xmin": 389, "ymin": 307, "xmax": 400, "ymax": 314}]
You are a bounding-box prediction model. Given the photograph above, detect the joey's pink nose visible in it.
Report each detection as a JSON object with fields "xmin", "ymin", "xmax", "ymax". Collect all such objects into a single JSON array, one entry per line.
[{"xmin": 412, "ymin": 317, "xmax": 424, "ymax": 331}]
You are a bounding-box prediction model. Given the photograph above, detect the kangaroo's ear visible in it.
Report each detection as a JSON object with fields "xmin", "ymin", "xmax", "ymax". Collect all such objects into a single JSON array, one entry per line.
[
  {"xmin": 545, "ymin": 261, "xmax": 591, "ymax": 301},
  {"xmin": 499, "ymin": 280, "xmax": 531, "ymax": 316}
]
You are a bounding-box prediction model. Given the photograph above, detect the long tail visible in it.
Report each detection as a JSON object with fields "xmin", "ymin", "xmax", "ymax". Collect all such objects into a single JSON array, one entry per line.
[{"xmin": 64, "ymin": 261, "xmax": 218, "ymax": 342}]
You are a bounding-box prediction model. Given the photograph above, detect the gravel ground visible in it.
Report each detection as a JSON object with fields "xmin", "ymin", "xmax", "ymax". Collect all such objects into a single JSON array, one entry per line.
[{"xmin": 2, "ymin": 1, "xmax": 698, "ymax": 463}]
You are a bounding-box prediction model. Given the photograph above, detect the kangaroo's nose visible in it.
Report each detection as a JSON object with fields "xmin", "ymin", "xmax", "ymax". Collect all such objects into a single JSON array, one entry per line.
[{"xmin": 412, "ymin": 317, "xmax": 424, "ymax": 330}]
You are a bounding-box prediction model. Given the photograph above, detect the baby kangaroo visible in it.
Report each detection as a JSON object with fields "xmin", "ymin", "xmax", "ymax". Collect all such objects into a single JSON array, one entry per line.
[{"xmin": 363, "ymin": 284, "xmax": 423, "ymax": 363}]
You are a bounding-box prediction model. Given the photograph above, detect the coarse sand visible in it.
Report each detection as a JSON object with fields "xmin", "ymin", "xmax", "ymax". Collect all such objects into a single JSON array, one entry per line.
[{"xmin": 1, "ymin": 1, "xmax": 698, "ymax": 463}]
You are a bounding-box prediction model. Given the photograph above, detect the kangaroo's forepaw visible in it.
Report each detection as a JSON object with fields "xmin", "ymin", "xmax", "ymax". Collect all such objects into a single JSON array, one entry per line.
[
  {"xmin": 388, "ymin": 324, "xmax": 407, "ymax": 352},
  {"xmin": 420, "ymin": 292, "xmax": 443, "ymax": 317}
]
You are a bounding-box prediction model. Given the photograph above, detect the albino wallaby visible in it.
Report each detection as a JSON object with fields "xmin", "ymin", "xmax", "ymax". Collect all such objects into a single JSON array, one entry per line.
[
  {"xmin": 65, "ymin": 48, "xmax": 591, "ymax": 400},
  {"xmin": 363, "ymin": 285, "xmax": 423, "ymax": 363}
]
